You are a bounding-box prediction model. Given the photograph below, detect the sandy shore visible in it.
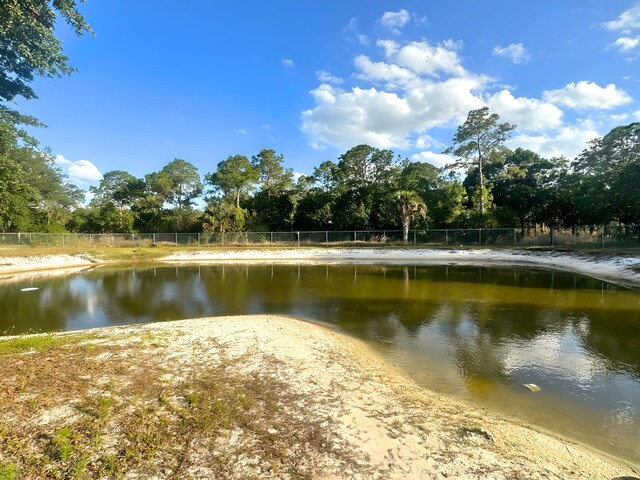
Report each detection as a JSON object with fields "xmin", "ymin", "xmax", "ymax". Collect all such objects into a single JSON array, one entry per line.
[
  {"xmin": 2, "ymin": 248, "xmax": 639, "ymax": 287},
  {"xmin": 0, "ymin": 315, "xmax": 634, "ymax": 479},
  {"xmin": 161, "ymin": 248, "xmax": 640, "ymax": 287}
]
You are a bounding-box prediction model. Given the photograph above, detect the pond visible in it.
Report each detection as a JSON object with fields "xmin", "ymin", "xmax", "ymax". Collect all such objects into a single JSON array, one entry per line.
[{"xmin": 1, "ymin": 263, "xmax": 639, "ymax": 464}]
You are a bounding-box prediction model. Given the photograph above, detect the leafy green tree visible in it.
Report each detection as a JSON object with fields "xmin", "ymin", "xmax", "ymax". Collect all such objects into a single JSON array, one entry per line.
[
  {"xmin": 249, "ymin": 149, "xmax": 297, "ymax": 230},
  {"xmin": 203, "ymin": 200, "xmax": 250, "ymax": 233},
  {"xmin": 447, "ymin": 108, "xmax": 515, "ymax": 215},
  {"xmin": 89, "ymin": 170, "xmax": 145, "ymax": 232},
  {"xmin": 252, "ymin": 149, "xmax": 293, "ymax": 197},
  {"xmin": 0, "ymin": 0, "xmax": 91, "ymax": 128},
  {"xmin": 145, "ymin": 159, "xmax": 202, "ymax": 231},
  {"xmin": 492, "ymin": 148, "xmax": 554, "ymax": 234},
  {"xmin": 573, "ymin": 122, "xmax": 640, "ymax": 224},
  {"xmin": 206, "ymin": 155, "xmax": 258, "ymax": 208}
]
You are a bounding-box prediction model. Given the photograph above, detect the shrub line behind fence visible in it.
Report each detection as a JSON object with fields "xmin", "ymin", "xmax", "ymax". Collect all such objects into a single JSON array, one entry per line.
[{"xmin": 1, "ymin": 226, "xmax": 639, "ymax": 248}]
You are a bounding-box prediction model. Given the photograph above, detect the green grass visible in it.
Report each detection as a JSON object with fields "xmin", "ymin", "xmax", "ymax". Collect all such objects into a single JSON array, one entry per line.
[
  {"xmin": 0, "ymin": 334, "xmax": 77, "ymax": 356},
  {"xmin": 0, "ymin": 462, "xmax": 18, "ymax": 480}
]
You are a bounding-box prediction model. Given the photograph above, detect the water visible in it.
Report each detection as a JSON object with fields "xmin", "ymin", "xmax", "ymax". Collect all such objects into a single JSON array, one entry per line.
[{"xmin": 1, "ymin": 264, "xmax": 639, "ymax": 463}]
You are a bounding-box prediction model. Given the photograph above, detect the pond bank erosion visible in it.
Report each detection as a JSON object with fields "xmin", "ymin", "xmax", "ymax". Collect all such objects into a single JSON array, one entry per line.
[{"xmin": 0, "ymin": 315, "xmax": 633, "ymax": 479}]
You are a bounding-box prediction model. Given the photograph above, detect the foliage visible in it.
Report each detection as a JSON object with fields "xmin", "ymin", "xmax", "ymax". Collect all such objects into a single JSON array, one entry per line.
[
  {"xmin": 447, "ymin": 107, "xmax": 515, "ymax": 215},
  {"xmin": 0, "ymin": 0, "xmax": 91, "ymax": 126},
  {"xmin": 205, "ymin": 155, "xmax": 259, "ymax": 208}
]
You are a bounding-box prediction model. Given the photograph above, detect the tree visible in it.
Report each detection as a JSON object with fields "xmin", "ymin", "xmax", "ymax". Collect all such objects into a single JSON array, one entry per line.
[
  {"xmin": 205, "ymin": 155, "xmax": 258, "ymax": 208},
  {"xmin": 90, "ymin": 170, "xmax": 145, "ymax": 232},
  {"xmin": 447, "ymin": 108, "xmax": 515, "ymax": 215},
  {"xmin": 492, "ymin": 148, "xmax": 553, "ymax": 234},
  {"xmin": 0, "ymin": 1, "xmax": 91, "ymax": 125},
  {"xmin": 573, "ymin": 122, "xmax": 640, "ymax": 224},
  {"xmin": 251, "ymin": 149, "xmax": 293, "ymax": 197},
  {"xmin": 394, "ymin": 191, "xmax": 427, "ymax": 243}
]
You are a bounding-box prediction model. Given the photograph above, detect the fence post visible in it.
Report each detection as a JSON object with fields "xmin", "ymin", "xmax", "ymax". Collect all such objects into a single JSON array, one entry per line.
[
  {"xmin": 445, "ymin": 229, "xmax": 448, "ymax": 246},
  {"xmin": 297, "ymin": 231, "xmax": 300, "ymax": 247},
  {"xmin": 197, "ymin": 233, "xmax": 200, "ymax": 246},
  {"xmin": 325, "ymin": 231, "xmax": 328, "ymax": 244},
  {"xmin": 601, "ymin": 225, "xmax": 605, "ymax": 248},
  {"xmin": 175, "ymin": 233, "xmax": 178, "ymax": 244},
  {"xmin": 270, "ymin": 232, "xmax": 273, "ymax": 245},
  {"xmin": 353, "ymin": 231, "xmax": 357, "ymax": 242},
  {"xmin": 413, "ymin": 229, "xmax": 416, "ymax": 246},
  {"xmin": 550, "ymin": 227, "xmax": 555, "ymax": 246},
  {"xmin": 152, "ymin": 233, "xmax": 156, "ymax": 244},
  {"xmin": 478, "ymin": 228, "xmax": 482, "ymax": 245},
  {"xmin": 513, "ymin": 229, "xmax": 517, "ymax": 245}
]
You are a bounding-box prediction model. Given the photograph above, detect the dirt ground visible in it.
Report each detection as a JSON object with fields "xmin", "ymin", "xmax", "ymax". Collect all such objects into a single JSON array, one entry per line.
[{"xmin": 0, "ymin": 315, "xmax": 636, "ymax": 479}]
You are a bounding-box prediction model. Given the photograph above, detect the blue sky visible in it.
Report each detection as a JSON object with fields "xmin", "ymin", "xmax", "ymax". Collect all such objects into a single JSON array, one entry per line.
[{"xmin": 14, "ymin": 1, "xmax": 640, "ymax": 189}]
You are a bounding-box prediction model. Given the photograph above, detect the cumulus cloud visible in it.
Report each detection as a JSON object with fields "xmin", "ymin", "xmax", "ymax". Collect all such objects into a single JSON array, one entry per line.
[
  {"xmin": 392, "ymin": 40, "xmax": 466, "ymax": 77},
  {"xmin": 54, "ymin": 155, "xmax": 102, "ymax": 188},
  {"xmin": 235, "ymin": 128, "xmax": 249, "ymax": 135},
  {"xmin": 487, "ymin": 90, "xmax": 563, "ymax": 130},
  {"xmin": 603, "ymin": 5, "xmax": 640, "ymax": 33},
  {"xmin": 281, "ymin": 58, "xmax": 295, "ymax": 68},
  {"xmin": 508, "ymin": 126, "xmax": 600, "ymax": 159},
  {"xmin": 542, "ymin": 81, "xmax": 632, "ymax": 110},
  {"xmin": 492, "ymin": 43, "xmax": 530, "ymax": 63},
  {"xmin": 411, "ymin": 151, "xmax": 454, "ymax": 168},
  {"xmin": 603, "ymin": 5, "xmax": 640, "ymax": 53},
  {"xmin": 302, "ymin": 74, "xmax": 486, "ymax": 150},
  {"xmin": 316, "ymin": 70, "xmax": 343, "ymax": 85},
  {"xmin": 611, "ymin": 36, "xmax": 640, "ymax": 51},
  {"xmin": 380, "ymin": 9, "xmax": 411, "ymax": 33}
]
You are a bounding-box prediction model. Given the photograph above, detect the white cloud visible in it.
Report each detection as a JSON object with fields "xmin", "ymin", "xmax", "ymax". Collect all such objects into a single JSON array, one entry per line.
[
  {"xmin": 354, "ymin": 55, "xmax": 416, "ymax": 84},
  {"xmin": 411, "ymin": 151, "xmax": 454, "ymax": 168},
  {"xmin": 492, "ymin": 43, "xmax": 530, "ymax": 64},
  {"xmin": 487, "ymin": 90, "xmax": 563, "ymax": 130},
  {"xmin": 281, "ymin": 58, "xmax": 295, "ymax": 68},
  {"xmin": 393, "ymin": 40, "xmax": 466, "ymax": 77},
  {"xmin": 543, "ymin": 81, "xmax": 632, "ymax": 110},
  {"xmin": 235, "ymin": 128, "xmax": 249, "ymax": 135},
  {"xmin": 380, "ymin": 9, "xmax": 411, "ymax": 33},
  {"xmin": 316, "ymin": 70, "xmax": 343, "ymax": 85},
  {"xmin": 357, "ymin": 34, "xmax": 369, "ymax": 45},
  {"xmin": 54, "ymin": 155, "xmax": 102, "ymax": 188},
  {"xmin": 376, "ymin": 39, "xmax": 400, "ymax": 57},
  {"xmin": 603, "ymin": 5, "xmax": 640, "ymax": 33},
  {"xmin": 611, "ymin": 36, "xmax": 640, "ymax": 51},
  {"xmin": 259, "ymin": 124, "xmax": 271, "ymax": 130},
  {"xmin": 508, "ymin": 125, "xmax": 600, "ymax": 159},
  {"xmin": 302, "ymin": 75, "xmax": 486, "ymax": 150}
]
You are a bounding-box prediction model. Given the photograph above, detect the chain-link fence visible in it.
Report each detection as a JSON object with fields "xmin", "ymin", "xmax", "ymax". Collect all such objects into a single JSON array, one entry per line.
[{"xmin": 0, "ymin": 226, "xmax": 638, "ymax": 248}]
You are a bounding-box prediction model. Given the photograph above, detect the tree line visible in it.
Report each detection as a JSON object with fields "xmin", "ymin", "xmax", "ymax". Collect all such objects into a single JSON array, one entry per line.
[
  {"xmin": 1, "ymin": 3, "xmax": 638, "ymax": 236},
  {"xmin": 1, "ymin": 108, "xmax": 639, "ymax": 236}
]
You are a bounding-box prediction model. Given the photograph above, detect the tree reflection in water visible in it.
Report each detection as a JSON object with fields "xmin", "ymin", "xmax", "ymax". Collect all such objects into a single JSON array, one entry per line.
[{"xmin": 1, "ymin": 264, "xmax": 639, "ymax": 462}]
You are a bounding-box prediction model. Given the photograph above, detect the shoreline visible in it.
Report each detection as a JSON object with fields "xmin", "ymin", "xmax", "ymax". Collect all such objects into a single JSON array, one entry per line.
[
  {"xmin": 0, "ymin": 315, "xmax": 635, "ymax": 478},
  {"xmin": 1, "ymin": 247, "xmax": 639, "ymax": 287}
]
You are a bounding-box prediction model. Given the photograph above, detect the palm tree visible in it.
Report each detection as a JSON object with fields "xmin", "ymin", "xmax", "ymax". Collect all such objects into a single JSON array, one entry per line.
[{"xmin": 395, "ymin": 190, "xmax": 427, "ymax": 243}]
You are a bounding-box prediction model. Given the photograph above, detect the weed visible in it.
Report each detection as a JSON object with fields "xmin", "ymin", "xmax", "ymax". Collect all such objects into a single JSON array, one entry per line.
[
  {"xmin": 0, "ymin": 462, "xmax": 18, "ymax": 480},
  {"xmin": 51, "ymin": 427, "xmax": 74, "ymax": 461}
]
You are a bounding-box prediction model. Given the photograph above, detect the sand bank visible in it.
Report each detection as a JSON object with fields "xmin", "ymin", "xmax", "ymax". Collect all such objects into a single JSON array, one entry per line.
[
  {"xmin": 0, "ymin": 315, "xmax": 636, "ymax": 479},
  {"xmin": 162, "ymin": 248, "xmax": 640, "ymax": 287}
]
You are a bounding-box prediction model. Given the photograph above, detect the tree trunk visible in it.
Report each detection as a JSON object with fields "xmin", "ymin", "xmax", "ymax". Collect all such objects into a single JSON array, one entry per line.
[{"xmin": 402, "ymin": 216, "xmax": 410, "ymax": 243}]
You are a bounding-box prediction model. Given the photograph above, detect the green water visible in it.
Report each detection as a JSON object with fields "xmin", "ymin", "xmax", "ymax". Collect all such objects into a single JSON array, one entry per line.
[{"xmin": 1, "ymin": 264, "xmax": 639, "ymax": 464}]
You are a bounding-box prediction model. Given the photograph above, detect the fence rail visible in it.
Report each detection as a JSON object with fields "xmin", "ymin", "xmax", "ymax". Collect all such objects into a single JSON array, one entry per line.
[{"xmin": 1, "ymin": 226, "xmax": 639, "ymax": 248}]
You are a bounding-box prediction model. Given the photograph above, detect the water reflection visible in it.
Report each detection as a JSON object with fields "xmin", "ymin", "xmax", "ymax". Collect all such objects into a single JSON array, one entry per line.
[{"xmin": 1, "ymin": 264, "xmax": 639, "ymax": 463}]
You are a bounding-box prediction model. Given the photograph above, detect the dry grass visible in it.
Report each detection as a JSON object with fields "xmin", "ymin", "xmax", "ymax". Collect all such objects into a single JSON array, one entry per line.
[{"xmin": 0, "ymin": 333, "xmax": 348, "ymax": 479}]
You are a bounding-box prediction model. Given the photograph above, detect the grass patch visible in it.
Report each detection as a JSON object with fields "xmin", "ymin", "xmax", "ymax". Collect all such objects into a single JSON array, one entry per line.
[
  {"xmin": 0, "ymin": 336, "xmax": 348, "ymax": 479},
  {"xmin": 0, "ymin": 333, "xmax": 83, "ymax": 356}
]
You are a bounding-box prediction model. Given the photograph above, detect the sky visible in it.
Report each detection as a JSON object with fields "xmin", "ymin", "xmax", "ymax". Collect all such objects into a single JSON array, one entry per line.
[{"xmin": 14, "ymin": 1, "xmax": 640, "ymax": 189}]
